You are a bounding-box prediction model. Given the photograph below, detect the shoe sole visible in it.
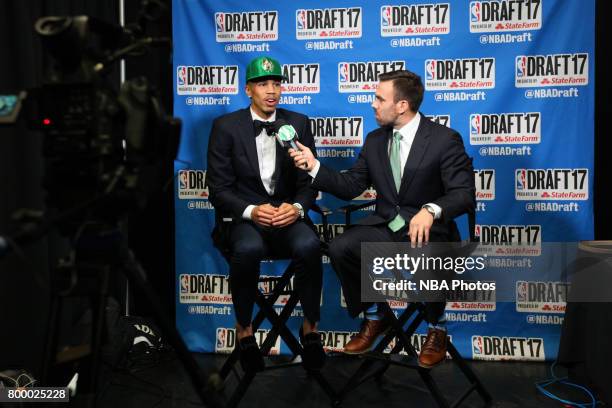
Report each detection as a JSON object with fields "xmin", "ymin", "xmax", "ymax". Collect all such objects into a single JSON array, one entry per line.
[
  {"xmin": 417, "ymin": 357, "xmax": 446, "ymax": 369},
  {"xmin": 342, "ymin": 348, "xmax": 370, "ymax": 355}
]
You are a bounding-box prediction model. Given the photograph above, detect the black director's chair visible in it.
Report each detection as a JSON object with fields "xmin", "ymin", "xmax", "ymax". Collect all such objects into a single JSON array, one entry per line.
[
  {"xmin": 212, "ymin": 204, "xmax": 340, "ymax": 408},
  {"xmin": 336, "ymin": 201, "xmax": 492, "ymax": 408}
]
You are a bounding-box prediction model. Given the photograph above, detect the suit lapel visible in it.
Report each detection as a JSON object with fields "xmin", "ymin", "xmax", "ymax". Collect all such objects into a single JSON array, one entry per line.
[
  {"xmin": 377, "ymin": 128, "xmax": 398, "ymax": 199},
  {"xmin": 399, "ymin": 118, "xmax": 431, "ymax": 197},
  {"xmin": 237, "ymin": 108, "xmax": 266, "ymax": 192},
  {"xmin": 271, "ymin": 110, "xmax": 286, "ymax": 193}
]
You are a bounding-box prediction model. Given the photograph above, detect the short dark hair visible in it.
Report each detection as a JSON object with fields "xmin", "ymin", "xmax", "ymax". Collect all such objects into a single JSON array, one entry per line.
[{"xmin": 378, "ymin": 70, "xmax": 424, "ymax": 112}]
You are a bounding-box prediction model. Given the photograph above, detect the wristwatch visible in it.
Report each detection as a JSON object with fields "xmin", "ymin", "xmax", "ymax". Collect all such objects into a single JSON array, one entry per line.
[
  {"xmin": 423, "ymin": 204, "xmax": 436, "ymax": 218},
  {"xmin": 293, "ymin": 203, "xmax": 305, "ymax": 219}
]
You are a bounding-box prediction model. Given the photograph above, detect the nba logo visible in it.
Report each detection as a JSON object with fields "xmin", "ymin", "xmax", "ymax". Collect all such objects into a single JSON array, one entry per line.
[
  {"xmin": 475, "ymin": 225, "xmax": 481, "ymax": 240},
  {"xmin": 216, "ymin": 328, "xmax": 227, "ymax": 350},
  {"xmin": 517, "ymin": 281, "xmax": 527, "ymax": 302},
  {"xmin": 472, "ymin": 336, "xmax": 483, "ymax": 355},
  {"xmin": 177, "ymin": 66, "xmax": 186, "ymax": 86},
  {"xmin": 381, "ymin": 6, "xmax": 391, "ymax": 27},
  {"xmin": 516, "ymin": 169, "xmax": 526, "ymax": 190},
  {"xmin": 339, "ymin": 63, "xmax": 349, "ymax": 82},
  {"xmin": 180, "ymin": 275, "xmax": 189, "ymax": 293},
  {"xmin": 179, "ymin": 170, "xmax": 188, "ymax": 189},
  {"xmin": 516, "ymin": 56, "xmax": 527, "ymax": 77},
  {"xmin": 296, "ymin": 9, "xmax": 306, "ymax": 29},
  {"xmin": 215, "ymin": 13, "xmax": 224, "ymax": 32},
  {"xmin": 425, "ymin": 60, "xmax": 436, "ymax": 80},
  {"xmin": 470, "ymin": 2, "xmax": 481, "ymax": 22},
  {"xmin": 470, "ymin": 114, "xmax": 481, "ymax": 135}
]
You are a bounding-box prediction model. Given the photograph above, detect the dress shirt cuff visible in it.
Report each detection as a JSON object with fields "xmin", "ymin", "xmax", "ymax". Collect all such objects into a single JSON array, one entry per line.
[
  {"xmin": 242, "ymin": 205, "xmax": 256, "ymax": 220},
  {"xmin": 424, "ymin": 203, "xmax": 442, "ymax": 220},
  {"xmin": 308, "ymin": 160, "xmax": 321, "ymax": 180}
]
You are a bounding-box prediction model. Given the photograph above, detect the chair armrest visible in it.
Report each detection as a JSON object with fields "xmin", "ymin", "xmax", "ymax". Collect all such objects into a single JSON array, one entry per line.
[
  {"xmin": 337, "ymin": 200, "xmax": 376, "ymax": 226},
  {"xmin": 310, "ymin": 203, "xmax": 332, "ymax": 216}
]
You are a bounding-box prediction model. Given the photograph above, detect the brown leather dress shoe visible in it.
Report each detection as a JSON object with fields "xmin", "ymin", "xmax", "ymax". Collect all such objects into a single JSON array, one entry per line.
[
  {"xmin": 418, "ymin": 328, "xmax": 448, "ymax": 368},
  {"xmin": 343, "ymin": 318, "xmax": 389, "ymax": 354}
]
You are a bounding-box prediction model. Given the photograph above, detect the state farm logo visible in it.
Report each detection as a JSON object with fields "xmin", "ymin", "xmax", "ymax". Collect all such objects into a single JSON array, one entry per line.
[
  {"xmin": 515, "ymin": 53, "xmax": 589, "ymax": 87},
  {"xmin": 319, "ymin": 330, "xmax": 358, "ymax": 352},
  {"xmin": 338, "ymin": 61, "xmax": 405, "ymax": 93},
  {"xmin": 179, "ymin": 274, "xmax": 231, "ymax": 304},
  {"xmin": 447, "ymin": 282, "xmax": 496, "ymax": 311},
  {"xmin": 310, "ymin": 116, "xmax": 363, "ymax": 147},
  {"xmin": 281, "ymin": 64, "xmax": 320, "ymax": 94},
  {"xmin": 215, "ymin": 328, "xmax": 281, "ymax": 354},
  {"xmin": 380, "ymin": 3, "xmax": 450, "ymax": 37},
  {"xmin": 470, "ymin": 112, "xmax": 541, "ymax": 145},
  {"xmin": 516, "ymin": 281, "xmax": 568, "ymax": 314},
  {"xmin": 474, "ymin": 169, "xmax": 495, "ymax": 200},
  {"xmin": 176, "ymin": 66, "xmax": 239, "ymax": 95},
  {"xmin": 425, "ymin": 114, "xmax": 451, "ymax": 128},
  {"xmin": 296, "ymin": 7, "xmax": 362, "ymax": 40},
  {"xmin": 424, "ymin": 58, "xmax": 495, "ymax": 90},
  {"xmin": 353, "ymin": 187, "xmax": 377, "ymax": 201},
  {"xmin": 515, "ymin": 169, "xmax": 589, "ymax": 200},
  {"xmin": 474, "ymin": 224, "xmax": 541, "ymax": 256},
  {"xmin": 469, "ymin": 0, "xmax": 542, "ymax": 33},
  {"xmin": 214, "ymin": 11, "xmax": 278, "ymax": 42},
  {"xmin": 178, "ymin": 170, "xmax": 209, "ymax": 199},
  {"xmin": 472, "ymin": 335, "xmax": 545, "ymax": 361}
]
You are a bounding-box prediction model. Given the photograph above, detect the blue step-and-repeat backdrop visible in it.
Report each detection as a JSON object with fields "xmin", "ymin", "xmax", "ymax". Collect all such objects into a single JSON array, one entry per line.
[{"xmin": 172, "ymin": 0, "xmax": 594, "ymax": 361}]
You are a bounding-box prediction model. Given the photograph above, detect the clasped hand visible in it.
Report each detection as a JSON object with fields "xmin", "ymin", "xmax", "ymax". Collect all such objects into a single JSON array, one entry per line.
[{"xmin": 252, "ymin": 203, "xmax": 299, "ymax": 227}]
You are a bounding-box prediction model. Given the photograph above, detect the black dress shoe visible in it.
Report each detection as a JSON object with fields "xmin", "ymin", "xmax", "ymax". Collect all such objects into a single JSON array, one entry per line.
[
  {"xmin": 237, "ymin": 335, "xmax": 265, "ymax": 373},
  {"xmin": 299, "ymin": 327, "xmax": 326, "ymax": 371}
]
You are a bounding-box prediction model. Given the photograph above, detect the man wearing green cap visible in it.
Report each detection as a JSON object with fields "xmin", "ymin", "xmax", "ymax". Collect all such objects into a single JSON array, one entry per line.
[{"xmin": 207, "ymin": 56, "xmax": 325, "ymax": 373}]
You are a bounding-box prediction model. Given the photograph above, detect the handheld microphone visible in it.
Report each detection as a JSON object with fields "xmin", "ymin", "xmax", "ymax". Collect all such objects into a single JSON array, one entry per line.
[{"xmin": 271, "ymin": 119, "xmax": 308, "ymax": 169}]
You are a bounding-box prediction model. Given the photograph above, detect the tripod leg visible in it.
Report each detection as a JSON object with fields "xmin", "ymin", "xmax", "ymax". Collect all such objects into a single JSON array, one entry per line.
[
  {"xmin": 42, "ymin": 292, "xmax": 61, "ymax": 385},
  {"xmin": 85, "ymin": 267, "xmax": 110, "ymax": 399},
  {"xmin": 120, "ymin": 248, "xmax": 222, "ymax": 407}
]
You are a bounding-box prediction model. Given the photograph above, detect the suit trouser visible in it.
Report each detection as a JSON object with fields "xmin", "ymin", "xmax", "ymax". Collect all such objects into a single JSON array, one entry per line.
[
  {"xmin": 228, "ymin": 220, "xmax": 322, "ymax": 328},
  {"xmin": 328, "ymin": 223, "xmax": 447, "ymax": 324}
]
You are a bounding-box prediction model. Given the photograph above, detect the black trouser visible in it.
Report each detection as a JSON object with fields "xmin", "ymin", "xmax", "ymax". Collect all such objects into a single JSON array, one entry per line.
[
  {"xmin": 328, "ymin": 224, "xmax": 448, "ymax": 324},
  {"xmin": 228, "ymin": 220, "xmax": 322, "ymax": 328}
]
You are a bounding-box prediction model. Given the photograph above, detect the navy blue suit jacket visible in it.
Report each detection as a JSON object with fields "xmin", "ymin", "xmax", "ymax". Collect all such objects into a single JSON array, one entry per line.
[
  {"xmin": 312, "ymin": 115, "xmax": 475, "ymax": 238},
  {"xmin": 207, "ymin": 107, "xmax": 318, "ymax": 219}
]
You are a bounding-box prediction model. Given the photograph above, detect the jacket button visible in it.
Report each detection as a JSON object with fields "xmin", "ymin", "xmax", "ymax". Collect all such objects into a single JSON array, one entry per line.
[{"xmin": 395, "ymin": 205, "xmax": 400, "ymax": 211}]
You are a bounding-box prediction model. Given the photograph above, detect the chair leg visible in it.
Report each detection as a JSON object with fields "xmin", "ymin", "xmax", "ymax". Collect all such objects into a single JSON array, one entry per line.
[
  {"xmin": 220, "ymin": 347, "xmax": 241, "ymax": 379},
  {"xmin": 226, "ymin": 371, "xmax": 256, "ymax": 408},
  {"xmin": 417, "ymin": 367, "xmax": 451, "ymax": 408},
  {"xmin": 339, "ymin": 303, "xmax": 492, "ymax": 408},
  {"xmin": 447, "ymin": 342, "xmax": 493, "ymax": 405},
  {"xmin": 221, "ymin": 265, "xmax": 341, "ymax": 407}
]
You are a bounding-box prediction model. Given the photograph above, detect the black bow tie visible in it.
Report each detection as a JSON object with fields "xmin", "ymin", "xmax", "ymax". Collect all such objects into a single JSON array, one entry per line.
[{"xmin": 253, "ymin": 120, "xmax": 277, "ymax": 136}]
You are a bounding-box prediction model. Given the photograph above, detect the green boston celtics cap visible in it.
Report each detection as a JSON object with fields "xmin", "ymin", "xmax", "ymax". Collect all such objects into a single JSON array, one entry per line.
[{"xmin": 245, "ymin": 56, "xmax": 287, "ymax": 82}]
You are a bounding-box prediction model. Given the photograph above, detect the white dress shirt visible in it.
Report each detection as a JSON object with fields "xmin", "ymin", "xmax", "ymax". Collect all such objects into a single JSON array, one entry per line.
[
  {"xmin": 241, "ymin": 110, "xmax": 306, "ymax": 220},
  {"xmin": 309, "ymin": 112, "xmax": 442, "ymax": 219},
  {"xmin": 242, "ymin": 109, "xmax": 277, "ymax": 219}
]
